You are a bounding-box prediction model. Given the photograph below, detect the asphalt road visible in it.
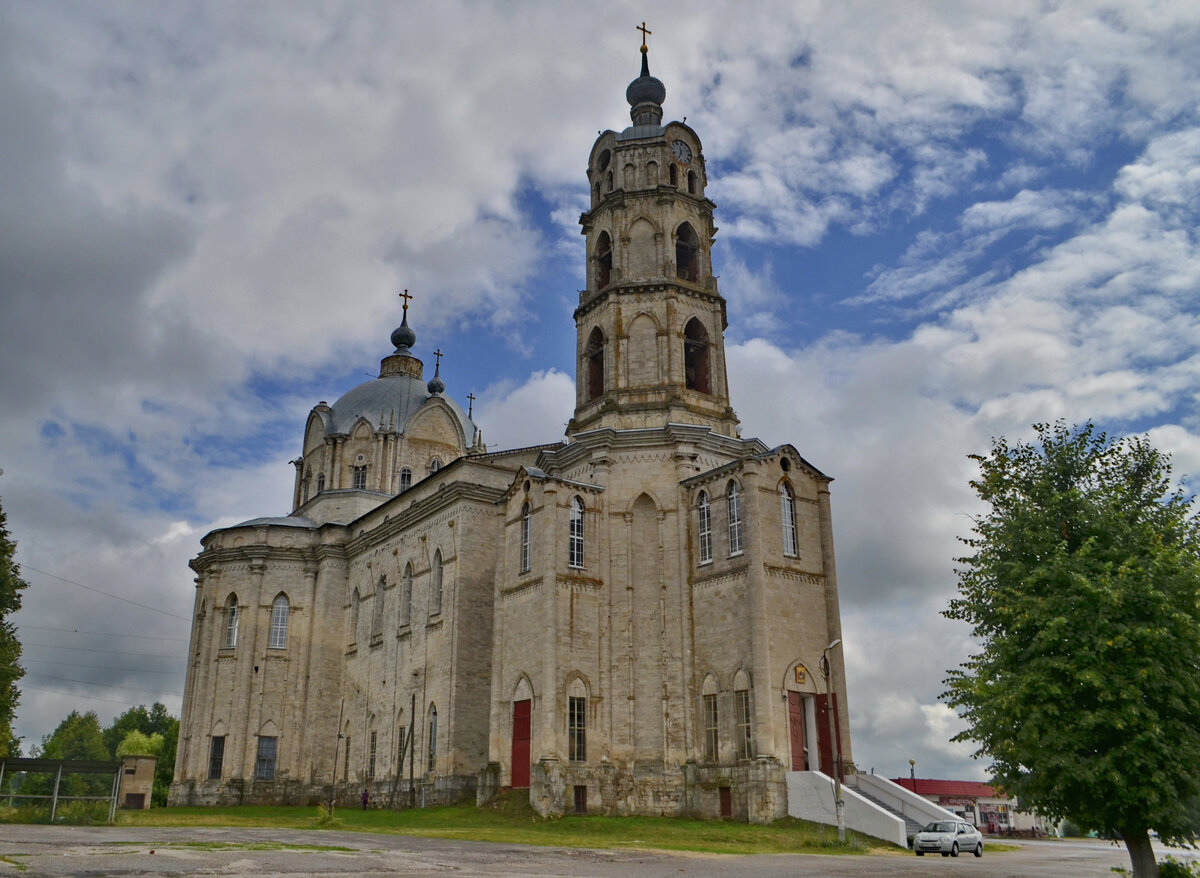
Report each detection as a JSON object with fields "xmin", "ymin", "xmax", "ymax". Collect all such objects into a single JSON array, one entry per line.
[{"xmin": 1, "ymin": 826, "xmax": 1196, "ymax": 877}]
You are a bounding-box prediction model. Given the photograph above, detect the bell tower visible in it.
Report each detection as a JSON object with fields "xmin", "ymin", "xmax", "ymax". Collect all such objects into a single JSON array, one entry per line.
[{"xmin": 567, "ymin": 34, "xmax": 739, "ymax": 438}]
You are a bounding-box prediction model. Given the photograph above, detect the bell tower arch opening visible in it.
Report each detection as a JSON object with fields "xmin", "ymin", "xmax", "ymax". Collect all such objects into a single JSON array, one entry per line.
[
  {"xmin": 585, "ymin": 327, "xmax": 606, "ymax": 402},
  {"xmin": 595, "ymin": 231, "xmax": 613, "ymax": 289},
  {"xmin": 675, "ymin": 222, "xmax": 700, "ymax": 282},
  {"xmin": 684, "ymin": 318, "xmax": 711, "ymax": 394}
]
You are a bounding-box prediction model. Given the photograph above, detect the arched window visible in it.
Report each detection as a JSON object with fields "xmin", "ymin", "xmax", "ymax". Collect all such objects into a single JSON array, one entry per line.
[
  {"xmin": 687, "ymin": 170, "xmax": 697, "ymax": 194},
  {"xmin": 727, "ymin": 481, "xmax": 744, "ymax": 556},
  {"xmin": 371, "ymin": 576, "xmax": 385, "ymax": 639},
  {"xmin": 429, "ymin": 458, "xmax": 442, "ymax": 474},
  {"xmin": 568, "ymin": 496, "xmax": 585, "ymax": 569},
  {"xmin": 605, "ymin": 169, "xmax": 613, "ymax": 192},
  {"xmin": 353, "ymin": 465, "xmax": 367, "ymax": 490},
  {"xmin": 684, "ymin": 318, "xmax": 711, "ymax": 393},
  {"xmin": 669, "ymin": 164, "xmax": 678, "ymax": 187},
  {"xmin": 520, "ymin": 501, "xmax": 532, "ymax": 573},
  {"xmin": 567, "ymin": 677, "xmax": 587, "ymax": 762},
  {"xmin": 595, "ymin": 232, "xmax": 612, "ymax": 289},
  {"xmin": 350, "ymin": 588, "xmax": 361, "ymax": 643},
  {"xmin": 427, "ymin": 704, "xmax": 438, "ymax": 773},
  {"xmin": 430, "ymin": 549, "xmax": 443, "ymax": 615},
  {"xmin": 585, "ymin": 327, "xmax": 605, "ymax": 401},
  {"xmin": 224, "ymin": 594, "xmax": 239, "ymax": 649},
  {"xmin": 399, "ymin": 467, "xmax": 412, "ymax": 492},
  {"xmin": 781, "ymin": 483, "xmax": 798, "ymax": 557},
  {"xmin": 735, "ymin": 680, "xmax": 753, "ymax": 759},
  {"xmin": 697, "ymin": 491, "xmax": 712, "ymax": 564},
  {"xmin": 646, "ymin": 160, "xmax": 658, "ymax": 186},
  {"xmin": 268, "ymin": 594, "xmax": 289, "ymax": 649},
  {"xmin": 702, "ymin": 674, "xmax": 719, "ymax": 761},
  {"xmin": 676, "ymin": 223, "xmax": 699, "ymax": 282},
  {"xmin": 316, "ymin": 473, "xmax": 325, "ymax": 494},
  {"xmin": 401, "ymin": 562, "xmax": 413, "ymax": 626}
]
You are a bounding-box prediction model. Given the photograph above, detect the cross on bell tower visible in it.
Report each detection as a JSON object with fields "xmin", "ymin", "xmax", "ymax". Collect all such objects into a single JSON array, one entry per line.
[{"xmin": 567, "ymin": 32, "xmax": 737, "ymax": 439}]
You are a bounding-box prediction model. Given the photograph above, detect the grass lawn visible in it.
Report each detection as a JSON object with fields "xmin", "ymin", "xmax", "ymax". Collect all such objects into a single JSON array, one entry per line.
[{"xmin": 103, "ymin": 792, "xmax": 891, "ymax": 856}]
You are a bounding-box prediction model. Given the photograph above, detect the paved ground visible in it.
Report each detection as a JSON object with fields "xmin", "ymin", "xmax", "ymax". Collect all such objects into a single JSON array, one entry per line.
[{"xmin": 0, "ymin": 826, "xmax": 1196, "ymax": 877}]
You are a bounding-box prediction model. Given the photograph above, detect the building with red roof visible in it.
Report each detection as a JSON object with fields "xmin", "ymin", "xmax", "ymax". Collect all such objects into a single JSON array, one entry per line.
[{"xmin": 891, "ymin": 777, "xmax": 1047, "ymax": 835}]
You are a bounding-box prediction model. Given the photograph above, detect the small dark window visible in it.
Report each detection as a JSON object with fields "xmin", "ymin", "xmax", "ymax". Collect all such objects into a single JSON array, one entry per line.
[
  {"xmin": 684, "ymin": 318, "xmax": 711, "ymax": 394},
  {"xmin": 574, "ymin": 784, "xmax": 588, "ymax": 815},
  {"xmin": 669, "ymin": 164, "xmax": 678, "ymax": 186},
  {"xmin": 596, "ymin": 232, "xmax": 612, "ymax": 289},
  {"xmin": 585, "ymin": 327, "xmax": 605, "ymax": 401},
  {"xmin": 688, "ymin": 170, "xmax": 697, "ymax": 194},
  {"xmin": 676, "ymin": 223, "xmax": 699, "ymax": 282},
  {"xmin": 255, "ymin": 736, "xmax": 277, "ymax": 780},
  {"xmin": 399, "ymin": 467, "xmax": 412, "ymax": 492},
  {"xmin": 316, "ymin": 473, "xmax": 325, "ymax": 494},
  {"xmin": 569, "ymin": 695, "xmax": 586, "ymax": 762},
  {"xmin": 605, "ymin": 170, "xmax": 613, "ymax": 192},
  {"xmin": 368, "ymin": 730, "xmax": 377, "ymax": 780},
  {"xmin": 597, "ymin": 148, "xmax": 611, "ymax": 172},
  {"xmin": 720, "ymin": 786, "xmax": 732, "ymax": 817}
]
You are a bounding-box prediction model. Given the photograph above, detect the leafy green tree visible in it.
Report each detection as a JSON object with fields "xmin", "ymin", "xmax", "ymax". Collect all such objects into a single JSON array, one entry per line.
[
  {"xmin": 103, "ymin": 702, "xmax": 178, "ymax": 806},
  {"xmin": 26, "ymin": 710, "xmax": 112, "ymax": 798},
  {"xmin": 944, "ymin": 422, "xmax": 1200, "ymax": 878},
  {"xmin": 115, "ymin": 730, "xmax": 163, "ymax": 758},
  {"xmin": 0, "ymin": 496, "xmax": 28, "ymax": 757}
]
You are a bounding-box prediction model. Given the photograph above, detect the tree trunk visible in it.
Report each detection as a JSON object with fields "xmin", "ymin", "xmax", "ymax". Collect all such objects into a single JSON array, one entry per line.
[{"xmin": 1123, "ymin": 826, "xmax": 1157, "ymax": 878}]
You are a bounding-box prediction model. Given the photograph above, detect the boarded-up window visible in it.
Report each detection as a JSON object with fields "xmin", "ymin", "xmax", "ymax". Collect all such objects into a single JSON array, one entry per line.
[{"xmin": 626, "ymin": 314, "xmax": 658, "ymax": 387}]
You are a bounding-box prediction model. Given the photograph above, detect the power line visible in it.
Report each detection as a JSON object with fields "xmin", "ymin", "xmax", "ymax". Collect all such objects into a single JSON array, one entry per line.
[
  {"xmin": 22, "ymin": 565, "xmax": 191, "ymax": 621},
  {"xmin": 17, "ymin": 625, "xmax": 187, "ymax": 643},
  {"xmin": 21, "ymin": 684, "xmax": 173, "ymax": 708},
  {"xmin": 21, "ymin": 642, "xmax": 182, "ymax": 660},
  {"xmin": 24, "ymin": 658, "xmax": 184, "ymax": 675},
  {"xmin": 29, "ymin": 673, "xmax": 182, "ymax": 698}
]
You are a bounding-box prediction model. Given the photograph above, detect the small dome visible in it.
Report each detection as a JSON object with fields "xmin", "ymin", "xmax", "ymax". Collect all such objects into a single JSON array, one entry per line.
[
  {"xmin": 626, "ymin": 70, "xmax": 666, "ymax": 108},
  {"xmin": 427, "ymin": 362, "xmax": 445, "ymax": 395},
  {"xmin": 390, "ymin": 309, "xmax": 416, "ymax": 351}
]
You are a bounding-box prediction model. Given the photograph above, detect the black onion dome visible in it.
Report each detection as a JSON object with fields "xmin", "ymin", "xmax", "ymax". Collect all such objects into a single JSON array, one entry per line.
[
  {"xmin": 626, "ymin": 50, "xmax": 666, "ymax": 108},
  {"xmin": 427, "ymin": 361, "xmax": 445, "ymax": 395},
  {"xmin": 390, "ymin": 309, "xmax": 416, "ymax": 351}
]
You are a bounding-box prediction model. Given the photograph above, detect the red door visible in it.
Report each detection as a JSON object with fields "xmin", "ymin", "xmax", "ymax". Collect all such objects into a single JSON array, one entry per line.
[
  {"xmin": 815, "ymin": 693, "xmax": 842, "ymax": 780},
  {"xmin": 511, "ymin": 699, "xmax": 531, "ymax": 788},
  {"xmin": 787, "ymin": 691, "xmax": 808, "ymax": 770}
]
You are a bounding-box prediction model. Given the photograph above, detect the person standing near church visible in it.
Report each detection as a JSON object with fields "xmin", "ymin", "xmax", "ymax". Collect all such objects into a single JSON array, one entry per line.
[{"xmin": 361, "ymin": 788, "xmax": 368, "ymax": 810}]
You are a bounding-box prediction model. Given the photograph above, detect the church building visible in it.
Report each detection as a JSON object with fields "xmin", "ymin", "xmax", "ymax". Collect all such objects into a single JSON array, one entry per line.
[{"xmin": 171, "ymin": 40, "xmax": 852, "ymax": 823}]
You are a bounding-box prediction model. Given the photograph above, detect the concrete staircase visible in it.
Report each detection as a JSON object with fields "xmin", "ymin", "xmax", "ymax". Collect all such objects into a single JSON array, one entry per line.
[{"xmin": 852, "ymin": 787, "xmax": 924, "ymax": 842}]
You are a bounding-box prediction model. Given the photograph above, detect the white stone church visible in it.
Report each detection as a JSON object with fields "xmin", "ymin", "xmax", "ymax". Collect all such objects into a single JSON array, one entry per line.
[{"xmin": 171, "ymin": 43, "xmax": 853, "ymax": 823}]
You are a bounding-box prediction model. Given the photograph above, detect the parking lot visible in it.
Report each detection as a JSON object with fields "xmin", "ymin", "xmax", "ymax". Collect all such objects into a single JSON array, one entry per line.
[{"xmin": 1, "ymin": 825, "xmax": 1196, "ymax": 877}]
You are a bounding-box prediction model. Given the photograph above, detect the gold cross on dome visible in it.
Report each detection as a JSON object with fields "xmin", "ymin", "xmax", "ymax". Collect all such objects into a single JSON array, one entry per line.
[
  {"xmin": 398, "ymin": 288, "xmax": 413, "ymax": 313},
  {"xmin": 637, "ymin": 21, "xmax": 651, "ymax": 51},
  {"xmin": 434, "ymin": 348, "xmax": 443, "ymax": 368}
]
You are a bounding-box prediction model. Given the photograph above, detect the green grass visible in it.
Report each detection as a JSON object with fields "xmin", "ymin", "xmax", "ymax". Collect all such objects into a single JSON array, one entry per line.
[{"xmin": 113, "ymin": 792, "xmax": 887, "ymax": 856}]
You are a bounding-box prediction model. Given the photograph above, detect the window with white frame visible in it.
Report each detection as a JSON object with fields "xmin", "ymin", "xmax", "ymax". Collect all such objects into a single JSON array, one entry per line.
[
  {"xmin": 520, "ymin": 501, "xmax": 531, "ymax": 573},
  {"xmin": 568, "ymin": 679, "xmax": 587, "ymax": 762},
  {"xmin": 780, "ymin": 482, "xmax": 798, "ymax": 557},
  {"xmin": 697, "ymin": 490, "xmax": 712, "ymax": 564},
  {"xmin": 353, "ymin": 465, "xmax": 367, "ymax": 490},
  {"xmin": 399, "ymin": 467, "xmax": 412, "ymax": 492},
  {"xmin": 735, "ymin": 688, "xmax": 753, "ymax": 759},
  {"xmin": 568, "ymin": 496, "xmax": 585, "ymax": 569},
  {"xmin": 268, "ymin": 594, "xmax": 289, "ymax": 649},
  {"xmin": 727, "ymin": 481, "xmax": 743, "ymax": 556},
  {"xmin": 703, "ymin": 694, "xmax": 719, "ymax": 762},
  {"xmin": 224, "ymin": 595, "xmax": 239, "ymax": 649}
]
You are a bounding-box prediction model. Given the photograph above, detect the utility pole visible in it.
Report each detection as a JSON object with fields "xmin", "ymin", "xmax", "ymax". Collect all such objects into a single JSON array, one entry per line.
[{"xmin": 821, "ymin": 639, "xmax": 844, "ymax": 843}]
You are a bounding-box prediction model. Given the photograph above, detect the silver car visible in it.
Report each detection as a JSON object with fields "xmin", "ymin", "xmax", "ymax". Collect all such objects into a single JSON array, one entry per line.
[{"xmin": 913, "ymin": 820, "xmax": 984, "ymax": 857}]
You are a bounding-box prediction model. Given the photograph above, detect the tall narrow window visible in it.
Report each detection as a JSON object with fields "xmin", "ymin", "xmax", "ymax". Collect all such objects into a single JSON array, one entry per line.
[
  {"xmin": 697, "ymin": 491, "xmax": 712, "ymax": 564},
  {"xmin": 430, "ymin": 550, "xmax": 443, "ymax": 615},
  {"xmin": 353, "ymin": 465, "xmax": 367, "ymax": 490},
  {"xmin": 223, "ymin": 595, "xmax": 239, "ymax": 649},
  {"xmin": 568, "ymin": 496, "xmax": 585, "ymax": 569},
  {"xmin": 396, "ymin": 725, "xmax": 407, "ymax": 773},
  {"xmin": 208, "ymin": 736, "xmax": 225, "ymax": 780},
  {"xmin": 669, "ymin": 164, "xmax": 678, "ymax": 186},
  {"xmin": 316, "ymin": 473, "xmax": 325, "ymax": 494},
  {"xmin": 568, "ymin": 693, "xmax": 587, "ymax": 762},
  {"xmin": 683, "ymin": 318, "xmax": 711, "ymax": 393},
  {"xmin": 399, "ymin": 467, "xmax": 412, "ymax": 492},
  {"xmin": 371, "ymin": 577, "xmax": 385, "ymax": 639},
  {"xmin": 350, "ymin": 588, "xmax": 360, "ymax": 643},
  {"xmin": 703, "ymin": 695, "xmax": 719, "ymax": 762},
  {"xmin": 268, "ymin": 594, "xmax": 289, "ymax": 649},
  {"xmin": 427, "ymin": 706, "xmax": 438, "ymax": 773},
  {"xmin": 429, "ymin": 458, "xmax": 441, "ymax": 474},
  {"xmin": 255, "ymin": 736, "xmax": 277, "ymax": 780},
  {"xmin": 368, "ymin": 730, "xmax": 377, "ymax": 780},
  {"xmin": 344, "ymin": 734, "xmax": 351, "ymax": 780},
  {"xmin": 520, "ymin": 501, "xmax": 531, "ymax": 573},
  {"xmin": 595, "ymin": 232, "xmax": 612, "ymax": 289},
  {"xmin": 585, "ymin": 327, "xmax": 605, "ymax": 401},
  {"xmin": 727, "ymin": 481, "xmax": 743, "ymax": 556},
  {"xmin": 735, "ymin": 689, "xmax": 753, "ymax": 759},
  {"xmin": 676, "ymin": 223, "xmax": 699, "ymax": 282},
  {"xmin": 781, "ymin": 483, "xmax": 798, "ymax": 556},
  {"xmin": 401, "ymin": 562, "xmax": 413, "ymax": 626},
  {"xmin": 687, "ymin": 170, "xmax": 697, "ymax": 194}
]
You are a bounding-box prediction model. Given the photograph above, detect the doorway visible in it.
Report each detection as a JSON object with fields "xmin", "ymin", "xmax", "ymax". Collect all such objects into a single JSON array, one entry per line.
[{"xmin": 511, "ymin": 699, "xmax": 531, "ymax": 788}]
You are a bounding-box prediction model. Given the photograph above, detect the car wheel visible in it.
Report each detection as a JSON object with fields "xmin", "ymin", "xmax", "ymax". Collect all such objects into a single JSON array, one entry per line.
[
  {"xmin": 915, "ymin": 851, "xmax": 924, "ymax": 856},
  {"xmin": 974, "ymin": 843, "xmax": 983, "ymax": 857},
  {"xmin": 951, "ymin": 842, "xmax": 959, "ymax": 857}
]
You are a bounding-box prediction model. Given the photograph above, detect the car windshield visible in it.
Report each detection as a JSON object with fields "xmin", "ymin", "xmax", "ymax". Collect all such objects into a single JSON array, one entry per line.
[{"xmin": 923, "ymin": 822, "xmax": 957, "ymax": 833}]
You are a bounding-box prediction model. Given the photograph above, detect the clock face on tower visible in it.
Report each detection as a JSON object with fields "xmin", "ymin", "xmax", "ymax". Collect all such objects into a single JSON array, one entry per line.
[{"xmin": 672, "ymin": 139, "xmax": 692, "ymax": 163}]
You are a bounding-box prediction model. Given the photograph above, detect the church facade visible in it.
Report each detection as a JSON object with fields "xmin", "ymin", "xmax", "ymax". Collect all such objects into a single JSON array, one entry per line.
[{"xmin": 171, "ymin": 44, "xmax": 851, "ymax": 823}]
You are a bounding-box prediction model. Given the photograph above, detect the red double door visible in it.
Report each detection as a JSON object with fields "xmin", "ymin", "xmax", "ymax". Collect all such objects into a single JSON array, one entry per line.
[{"xmin": 788, "ymin": 691, "xmax": 841, "ymax": 778}]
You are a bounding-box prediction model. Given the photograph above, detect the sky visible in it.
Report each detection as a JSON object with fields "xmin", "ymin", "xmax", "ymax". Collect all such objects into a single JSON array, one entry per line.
[{"xmin": 2, "ymin": 0, "xmax": 1199, "ymax": 783}]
